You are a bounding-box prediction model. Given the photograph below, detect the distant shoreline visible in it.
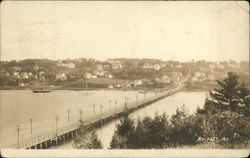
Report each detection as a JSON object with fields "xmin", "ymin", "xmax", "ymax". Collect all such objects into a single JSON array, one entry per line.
[{"xmin": 0, "ymin": 87, "xmax": 170, "ymax": 92}]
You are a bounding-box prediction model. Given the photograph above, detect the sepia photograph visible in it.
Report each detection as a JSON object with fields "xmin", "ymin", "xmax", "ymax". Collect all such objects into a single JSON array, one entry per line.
[{"xmin": 0, "ymin": 0, "xmax": 249, "ymax": 157}]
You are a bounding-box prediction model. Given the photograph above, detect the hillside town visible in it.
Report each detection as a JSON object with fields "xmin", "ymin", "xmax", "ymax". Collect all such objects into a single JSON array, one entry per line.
[{"xmin": 0, "ymin": 58, "xmax": 249, "ymax": 90}]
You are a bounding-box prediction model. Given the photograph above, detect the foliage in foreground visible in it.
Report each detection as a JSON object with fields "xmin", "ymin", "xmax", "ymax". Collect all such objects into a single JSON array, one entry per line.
[
  {"xmin": 73, "ymin": 131, "xmax": 103, "ymax": 149},
  {"xmin": 110, "ymin": 72, "xmax": 250, "ymax": 149}
]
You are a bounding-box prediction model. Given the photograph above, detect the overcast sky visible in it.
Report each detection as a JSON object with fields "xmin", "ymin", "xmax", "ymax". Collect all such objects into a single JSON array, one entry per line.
[{"xmin": 1, "ymin": 1, "xmax": 249, "ymax": 61}]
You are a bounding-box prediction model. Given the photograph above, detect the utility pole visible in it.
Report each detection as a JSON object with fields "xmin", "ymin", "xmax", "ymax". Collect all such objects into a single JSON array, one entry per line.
[
  {"xmin": 127, "ymin": 97, "xmax": 129, "ymax": 107},
  {"xmin": 79, "ymin": 110, "xmax": 83, "ymax": 122},
  {"xmin": 93, "ymin": 104, "xmax": 95, "ymax": 114},
  {"xmin": 67, "ymin": 109, "xmax": 70, "ymax": 123},
  {"xmin": 115, "ymin": 100, "xmax": 117, "ymax": 114},
  {"xmin": 100, "ymin": 104, "xmax": 103, "ymax": 119},
  {"xmin": 109, "ymin": 100, "xmax": 111, "ymax": 110},
  {"xmin": 143, "ymin": 93, "xmax": 146, "ymax": 104},
  {"xmin": 16, "ymin": 125, "xmax": 21, "ymax": 149},
  {"xmin": 55, "ymin": 116, "xmax": 59, "ymax": 137},
  {"xmin": 29, "ymin": 119, "xmax": 33, "ymax": 135},
  {"xmin": 124, "ymin": 96, "xmax": 127, "ymax": 109},
  {"xmin": 136, "ymin": 93, "xmax": 138, "ymax": 105}
]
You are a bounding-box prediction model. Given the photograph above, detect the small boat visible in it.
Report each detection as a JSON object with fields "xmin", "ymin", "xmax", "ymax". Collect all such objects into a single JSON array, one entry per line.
[
  {"xmin": 32, "ymin": 89, "xmax": 51, "ymax": 93},
  {"xmin": 139, "ymin": 90, "xmax": 147, "ymax": 93}
]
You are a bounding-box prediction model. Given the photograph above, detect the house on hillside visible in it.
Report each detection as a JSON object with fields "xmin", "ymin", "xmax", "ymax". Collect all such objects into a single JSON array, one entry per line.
[
  {"xmin": 56, "ymin": 72, "xmax": 67, "ymax": 80},
  {"xmin": 5, "ymin": 72, "xmax": 10, "ymax": 77},
  {"xmin": 94, "ymin": 70, "xmax": 105, "ymax": 77},
  {"xmin": 12, "ymin": 66, "xmax": 21, "ymax": 71},
  {"xmin": 84, "ymin": 72, "xmax": 92, "ymax": 79},
  {"xmin": 39, "ymin": 71, "xmax": 45, "ymax": 76},
  {"xmin": 57, "ymin": 61, "xmax": 75, "ymax": 69},
  {"xmin": 111, "ymin": 62, "xmax": 122, "ymax": 70},
  {"xmin": 171, "ymin": 72, "xmax": 182, "ymax": 82},
  {"xmin": 142, "ymin": 63, "xmax": 151, "ymax": 69},
  {"xmin": 28, "ymin": 72, "xmax": 33, "ymax": 77},
  {"xmin": 105, "ymin": 74, "xmax": 113, "ymax": 79},
  {"xmin": 152, "ymin": 64, "xmax": 161, "ymax": 70},
  {"xmin": 20, "ymin": 72, "xmax": 29, "ymax": 79},
  {"xmin": 13, "ymin": 72, "xmax": 20, "ymax": 78},
  {"xmin": 209, "ymin": 63, "xmax": 216, "ymax": 69},
  {"xmin": 33, "ymin": 65, "xmax": 39, "ymax": 70},
  {"xmin": 64, "ymin": 63, "xmax": 75, "ymax": 69},
  {"xmin": 161, "ymin": 75, "xmax": 171, "ymax": 83},
  {"xmin": 18, "ymin": 83, "xmax": 25, "ymax": 87},
  {"xmin": 96, "ymin": 64, "xmax": 104, "ymax": 71},
  {"xmin": 207, "ymin": 74, "xmax": 215, "ymax": 81},
  {"xmin": 103, "ymin": 64, "xmax": 110, "ymax": 69},
  {"xmin": 134, "ymin": 79, "xmax": 143, "ymax": 87}
]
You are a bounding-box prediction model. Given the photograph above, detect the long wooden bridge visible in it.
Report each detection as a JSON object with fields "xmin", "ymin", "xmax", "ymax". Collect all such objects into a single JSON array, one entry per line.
[{"xmin": 6, "ymin": 85, "xmax": 184, "ymax": 149}]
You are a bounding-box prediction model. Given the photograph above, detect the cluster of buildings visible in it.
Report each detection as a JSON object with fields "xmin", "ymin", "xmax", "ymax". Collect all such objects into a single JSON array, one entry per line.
[
  {"xmin": 191, "ymin": 72, "xmax": 215, "ymax": 82},
  {"xmin": 57, "ymin": 61, "xmax": 75, "ymax": 69},
  {"xmin": 3, "ymin": 66, "xmax": 46, "ymax": 81},
  {"xmin": 142, "ymin": 63, "xmax": 161, "ymax": 70}
]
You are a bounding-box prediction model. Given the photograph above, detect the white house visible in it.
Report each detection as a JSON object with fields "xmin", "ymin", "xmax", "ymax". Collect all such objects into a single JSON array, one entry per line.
[
  {"xmin": 39, "ymin": 71, "xmax": 45, "ymax": 76},
  {"xmin": 57, "ymin": 62, "xmax": 75, "ymax": 69},
  {"xmin": 13, "ymin": 72, "xmax": 20, "ymax": 78},
  {"xmin": 12, "ymin": 66, "xmax": 21, "ymax": 71},
  {"xmin": 111, "ymin": 62, "xmax": 122, "ymax": 70},
  {"xmin": 20, "ymin": 72, "xmax": 29, "ymax": 79},
  {"xmin": 161, "ymin": 75, "xmax": 171, "ymax": 83},
  {"xmin": 56, "ymin": 72, "xmax": 67, "ymax": 80},
  {"xmin": 96, "ymin": 64, "xmax": 104, "ymax": 71},
  {"xmin": 18, "ymin": 83, "xmax": 25, "ymax": 87},
  {"xmin": 65, "ymin": 63, "xmax": 75, "ymax": 69},
  {"xmin": 152, "ymin": 64, "xmax": 161, "ymax": 70},
  {"xmin": 134, "ymin": 80, "xmax": 142, "ymax": 86},
  {"xmin": 84, "ymin": 72, "xmax": 92, "ymax": 79}
]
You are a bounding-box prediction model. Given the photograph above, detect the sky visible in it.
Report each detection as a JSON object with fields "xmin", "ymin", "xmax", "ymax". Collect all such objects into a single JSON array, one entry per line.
[{"xmin": 1, "ymin": 1, "xmax": 249, "ymax": 61}]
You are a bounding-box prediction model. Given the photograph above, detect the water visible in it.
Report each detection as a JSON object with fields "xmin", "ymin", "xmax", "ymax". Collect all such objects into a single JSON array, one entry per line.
[
  {"xmin": 0, "ymin": 89, "xmax": 151, "ymax": 148},
  {"xmin": 0, "ymin": 90, "xmax": 207, "ymax": 148},
  {"xmin": 95, "ymin": 91, "xmax": 207, "ymax": 149}
]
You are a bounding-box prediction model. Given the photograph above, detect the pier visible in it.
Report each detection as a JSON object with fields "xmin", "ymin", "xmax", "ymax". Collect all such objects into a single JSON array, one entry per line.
[{"xmin": 5, "ymin": 85, "xmax": 184, "ymax": 149}]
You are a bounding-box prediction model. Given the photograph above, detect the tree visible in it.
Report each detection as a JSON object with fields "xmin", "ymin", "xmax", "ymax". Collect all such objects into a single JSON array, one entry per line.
[
  {"xmin": 201, "ymin": 72, "xmax": 249, "ymax": 114},
  {"xmin": 73, "ymin": 131, "xmax": 102, "ymax": 149},
  {"xmin": 110, "ymin": 113, "xmax": 135, "ymax": 149},
  {"xmin": 87, "ymin": 132, "xmax": 103, "ymax": 149}
]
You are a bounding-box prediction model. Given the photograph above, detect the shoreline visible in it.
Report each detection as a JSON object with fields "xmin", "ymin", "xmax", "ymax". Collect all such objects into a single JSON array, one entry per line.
[{"xmin": 0, "ymin": 87, "xmax": 174, "ymax": 92}]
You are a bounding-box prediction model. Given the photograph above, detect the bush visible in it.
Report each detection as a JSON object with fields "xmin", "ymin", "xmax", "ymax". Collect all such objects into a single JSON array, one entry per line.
[{"xmin": 200, "ymin": 111, "xmax": 250, "ymax": 148}]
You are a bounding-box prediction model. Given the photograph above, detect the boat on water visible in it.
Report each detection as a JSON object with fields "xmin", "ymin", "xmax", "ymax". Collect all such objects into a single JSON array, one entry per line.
[
  {"xmin": 138, "ymin": 90, "xmax": 147, "ymax": 93},
  {"xmin": 32, "ymin": 89, "xmax": 51, "ymax": 93}
]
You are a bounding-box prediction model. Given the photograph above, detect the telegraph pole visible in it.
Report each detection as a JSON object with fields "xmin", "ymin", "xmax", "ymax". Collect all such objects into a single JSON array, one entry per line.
[
  {"xmin": 109, "ymin": 100, "xmax": 111, "ymax": 110},
  {"xmin": 29, "ymin": 119, "xmax": 33, "ymax": 135},
  {"xmin": 16, "ymin": 125, "xmax": 21, "ymax": 149},
  {"xmin": 79, "ymin": 110, "xmax": 83, "ymax": 122},
  {"xmin": 127, "ymin": 97, "xmax": 129, "ymax": 107},
  {"xmin": 67, "ymin": 109, "xmax": 70, "ymax": 123},
  {"xmin": 100, "ymin": 104, "xmax": 103, "ymax": 119},
  {"xmin": 55, "ymin": 116, "xmax": 59, "ymax": 137},
  {"xmin": 124, "ymin": 96, "xmax": 127, "ymax": 109},
  {"xmin": 93, "ymin": 104, "xmax": 95, "ymax": 114},
  {"xmin": 136, "ymin": 93, "xmax": 138, "ymax": 105},
  {"xmin": 115, "ymin": 100, "xmax": 117, "ymax": 114},
  {"xmin": 143, "ymin": 93, "xmax": 146, "ymax": 104}
]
